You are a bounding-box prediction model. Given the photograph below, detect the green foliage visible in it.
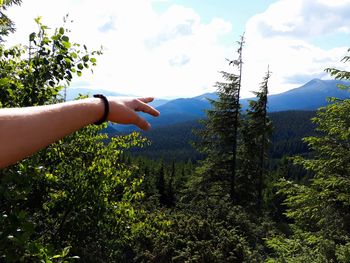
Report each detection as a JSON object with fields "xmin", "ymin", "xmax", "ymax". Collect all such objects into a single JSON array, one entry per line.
[
  {"xmin": 129, "ymin": 110, "xmax": 316, "ymax": 165},
  {"xmin": 325, "ymin": 49, "xmax": 350, "ymax": 85},
  {"xmin": 0, "ymin": 18, "xmax": 167, "ymax": 262},
  {"xmin": 5, "ymin": 7, "xmax": 350, "ymax": 263},
  {"xmin": 132, "ymin": 157, "xmax": 193, "ymax": 208},
  {"xmin": 0, "ymin": 0, "xmax": 22, "ymax": 41},
  {"xmin": 130, "ymin": 120, "xmax": 203, "ymax": 161},
  {"xmin": 267, "ymin": 57, "xmax": 350, "ymax": 261},
  {"xmin": 156, "ymin": 162, "xmax": 167, "ymax": 206},
  {"xmin": 138, "ymin": 200, "xmax": 269, "ymax": 262},
  {"xmin": 0, "ymin": 127, "xmax": 169, "ymax": 261},
  {"xmin": 0, "ymin": 17, "xmax": 102, "ymax": 261},
  {"xmin": 194, "ymin": 38, "xmax": 244, "ymax": 202},
  {"xmin": 0, "ymin": 16, "xmax": 100, "ymax": 108},
  {"xmin": 238, "ymin": 70, "xmax": 273, "ymax": 210}
]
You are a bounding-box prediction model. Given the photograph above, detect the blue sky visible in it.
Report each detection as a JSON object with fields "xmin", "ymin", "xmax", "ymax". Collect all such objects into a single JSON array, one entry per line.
[
  {"xmin": 152, "ymin": 0, "xmax": 276, "ymax": 30},
  {"xmin": 138, "ymin": 0, "xmax": 349, "ymax": 52},
  {"xmin": 152, "ymin": 0, "xmax": 278, "ymax": 47},
  {"xmin": 6, "ymin": 0, "xmax": 350, "ymax": 98}
]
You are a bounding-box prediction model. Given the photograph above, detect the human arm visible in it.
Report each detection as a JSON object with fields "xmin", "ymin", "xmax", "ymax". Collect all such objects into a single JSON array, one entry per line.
[{"xmin": 0, "ymin": 96, "xmax": 159, "ymax": 168}]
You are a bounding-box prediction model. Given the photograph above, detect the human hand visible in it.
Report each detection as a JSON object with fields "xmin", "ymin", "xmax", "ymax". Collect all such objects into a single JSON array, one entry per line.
[{"xmin": 107, "ymin": 97, "xmax": 160, "ymax": 130}]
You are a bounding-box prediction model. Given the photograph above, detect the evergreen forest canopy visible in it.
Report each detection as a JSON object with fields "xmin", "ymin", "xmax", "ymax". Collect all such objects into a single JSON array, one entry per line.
[{"xmin": 2, "ymin": 2, "xmax": 350, "ymax": 262}]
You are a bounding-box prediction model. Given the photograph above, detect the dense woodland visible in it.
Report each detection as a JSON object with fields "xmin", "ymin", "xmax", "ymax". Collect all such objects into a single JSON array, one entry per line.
[
  {"xmin": 2, "ymin": 2, "xmax": 350, "ymax": 262},
  {"xmin": 125, "ymin": 110, "xmax": 317, "ymax": 162}
]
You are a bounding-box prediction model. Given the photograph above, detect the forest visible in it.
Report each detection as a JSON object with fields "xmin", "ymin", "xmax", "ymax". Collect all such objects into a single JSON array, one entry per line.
[
  {"xmin": 125, "ymin": 110, "xmax": 317, "ymax": 162},
  {"xmin": 2, "ymin": 1, "xmax": 350, "ymax": 262}
]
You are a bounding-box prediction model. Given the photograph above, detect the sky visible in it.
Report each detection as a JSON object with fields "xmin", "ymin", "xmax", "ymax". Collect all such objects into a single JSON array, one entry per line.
[{"xmin": 5, "ymin": 0, "xmax": 350, "ymax": 99}]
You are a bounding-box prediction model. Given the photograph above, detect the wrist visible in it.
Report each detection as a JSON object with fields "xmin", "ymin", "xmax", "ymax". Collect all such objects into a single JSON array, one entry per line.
[{"xmin": 93, "ymin": 94, "xmax": 109, "ymax": 125}]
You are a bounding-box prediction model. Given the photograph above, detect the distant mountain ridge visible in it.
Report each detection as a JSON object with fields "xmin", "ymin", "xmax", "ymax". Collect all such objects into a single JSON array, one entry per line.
[
  {"xmin": 62, "ymin": 87, "xmax": 169, "ymax": 108},
  {"xmin": 260, "ymin": 79, "xmax": 350, "ymax": 111},
  {"xmin": 65, "ymin": 79, "xmax": 350, "ymax": 131},
  {"xmin": 138, "ymin": 78, "xmax": 350, "ymax": 129},
  {"xmin": 62, "ymin": 87, "xmax": 127, "ymax": 101}
]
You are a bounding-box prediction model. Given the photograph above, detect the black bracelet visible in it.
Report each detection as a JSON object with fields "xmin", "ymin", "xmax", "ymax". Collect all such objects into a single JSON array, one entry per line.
[{"xmin": 93, "ymin": 94, "xmax": 109, "ymax": 125}]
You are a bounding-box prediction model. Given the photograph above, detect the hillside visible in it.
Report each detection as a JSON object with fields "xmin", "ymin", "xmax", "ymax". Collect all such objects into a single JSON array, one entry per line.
[
  {"xmin": 135, "ymin": 78, "xmax": 349, "ymax": 129},
  {"xmin": 67, "ymin": 79, "xmax": 349, "ymax": 131},
  {"xmin": 262, "ymin": 79, "xmax": 350, "ymax": 111},
  {"xmin": 109, "ymin": 111, "xmax": 317, "ymax": 161}
]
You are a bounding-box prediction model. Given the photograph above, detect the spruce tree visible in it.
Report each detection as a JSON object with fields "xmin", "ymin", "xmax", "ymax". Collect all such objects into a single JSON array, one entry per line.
[
  {"xmin": 156, "ymin": 162, "xmax": 166, "ymax": 206},
  {"xmin": 195, "ymin": 36, "xmax": 244, "ymax": 203},
  {"xmin": 238, "ymin": 70, "xmax": 272, "ymax": 210},
  {"xmin": 167, "ymin": 161, "xmax": 176, "ymax": 207}
]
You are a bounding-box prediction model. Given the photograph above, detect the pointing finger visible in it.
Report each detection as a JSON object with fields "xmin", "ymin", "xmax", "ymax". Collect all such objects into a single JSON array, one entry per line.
[
  {"xmin": 138, "ymin": 97, "xmax": 154, "ymax": 104},
  {"xmin": 135, "ymin": 101, "xmax": 160, "ymax": 117}
]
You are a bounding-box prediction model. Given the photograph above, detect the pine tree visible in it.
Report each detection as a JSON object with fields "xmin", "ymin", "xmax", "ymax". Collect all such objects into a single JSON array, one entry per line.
[
  {"xmin": 194, "ymin": 36, "xmax": 244, "ymax": 203},
  {"xmin": 156, "ymin": 162, "xmax": 166, "ymax": 205},
  {"xmin": 167, "ymin": 161, "xmax": 176, "ymax": 207},
  {"xmin": 238, "ymin": 70, "xmax": 272, "ymax": 210}
]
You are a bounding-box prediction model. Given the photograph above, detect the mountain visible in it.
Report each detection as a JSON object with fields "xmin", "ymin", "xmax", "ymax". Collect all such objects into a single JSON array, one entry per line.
[
  {"xmin": 111, "ymin": 97, "xmax": 211, "ymax": 131},
  {"xmin": 149, "ymin": 98, "xmax": 210, "ymax": 125},
  {"xmin": 193, "ymin": 92, "xmax": 219, "ymax": 101},
  {"xmin": 135, "ymin": 78, "xmax": 349, "ymax": 129},
  {"xmin": 65, "ymin": 78, "xmax": 350, "ymax": 131},
  {"xmin": 260, "ymin": 79, "xmax": 350, "ymax": 111},
  {"xmin": 62, "ymin": 87, "xmax": 169, "ymax": 108},
  {"xmin": 149, "ymin": 98, "xmax": 169, "ymax": 108},
  {"xmin": 62, "ymin": 87, "xmax": 128, "ymax": 101}
]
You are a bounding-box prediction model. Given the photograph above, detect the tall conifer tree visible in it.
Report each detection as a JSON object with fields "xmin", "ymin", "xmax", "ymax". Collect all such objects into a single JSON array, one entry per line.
[
  {"xmin": 167, "ymin": 161, "xmax": 176, "ymax": 207},
  {"xmin": 238, "ymin": 70, "xmax": 272, "ymax": 210},
  {"xmin": 156, "ymin": 162, "xmax": 166, "ymax": 205},
  {"xmin": 195, "ymin": 36, "xmax": 244, "ymax": 203}
]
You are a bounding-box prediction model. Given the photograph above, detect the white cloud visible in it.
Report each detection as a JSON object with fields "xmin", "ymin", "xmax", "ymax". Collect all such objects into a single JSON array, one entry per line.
[
  {"xmin": 248, "ymin": 0, "xmax": 350, "ymax": 39},
  {"xmin": 242, "ymin": 0, "xmax": 350, "ymax": 98},
  {"xmin": 4, "ymin": 0, "xmax": 350, "ymax": 99},
  {"xmin": 317, "ymin": 0, "xmax": 350, "ymax": 7},
  {"xmin": 5, "ymin": 0, "xmax": 233, "ymax": 98}
]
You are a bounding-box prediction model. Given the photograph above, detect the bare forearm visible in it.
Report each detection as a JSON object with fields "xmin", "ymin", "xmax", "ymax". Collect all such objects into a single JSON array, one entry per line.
[
  {"xmin": 0, "ymin": 96, "xmax": 159, "ymax": 169},
  {"xmin": 0, "ymin": 98, "xmax": 103, "ymax": 168}
]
